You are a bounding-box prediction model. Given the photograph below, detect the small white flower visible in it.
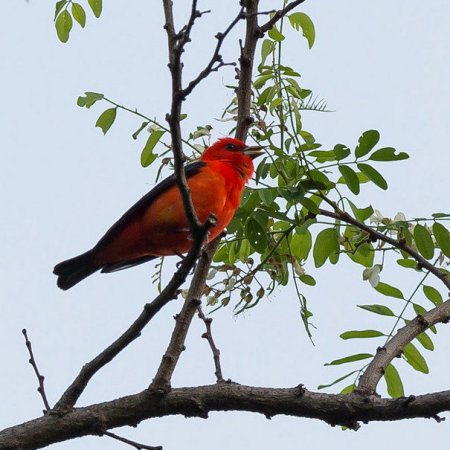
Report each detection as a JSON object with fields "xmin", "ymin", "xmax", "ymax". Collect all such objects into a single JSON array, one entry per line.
[
  {"xmin": 370, "ymin": 209, "xmax": 384, "ymax": 225},
  {"xmin": 394, "ymin": 212, "xmax": 406, "ymax": 222},
  {"xmin": 148, "ymin": 124, "xmax": 161, "ymax": 133},
  {"xmin": 363, "ymin": 264, "xmax": 382, "ymax": 288},
  {"xmin": 293, "ymin": 259, "xmax": 305, "ymax": 276},
  {"xmin": 206, "ymin": 269, "xmax": 217, "ymax": 280}
]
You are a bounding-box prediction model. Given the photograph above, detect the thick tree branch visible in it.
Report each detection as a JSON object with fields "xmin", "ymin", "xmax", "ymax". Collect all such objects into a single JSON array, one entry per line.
[
  {"xmin": 235, "ymin": 0, "xmax": 259, "ymax": 141},
  {"xmin": 319, "ymin": 208, "xmax": 450, "ymax": 291},
  {"xmin": 357, "ymin": 299, "xmax": 450, "ymax": 394},
  {"xmin": 3, "ymin": 384, "xmax": 450, "ymax": 449}
]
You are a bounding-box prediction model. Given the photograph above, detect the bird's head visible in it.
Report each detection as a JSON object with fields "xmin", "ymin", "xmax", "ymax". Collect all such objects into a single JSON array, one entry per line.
[{"xmin": 200, "ymin": 138, "xmax": 265, "ymax": 164}]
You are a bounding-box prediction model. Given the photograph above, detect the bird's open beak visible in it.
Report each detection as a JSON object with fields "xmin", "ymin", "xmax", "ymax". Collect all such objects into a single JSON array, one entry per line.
[{"xmin": 243, "ymin": 145, "xmax": 266, "ymax": 159}]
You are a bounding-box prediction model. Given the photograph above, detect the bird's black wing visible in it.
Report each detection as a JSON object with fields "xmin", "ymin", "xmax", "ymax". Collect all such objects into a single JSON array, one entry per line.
[{"xmin": 94, "ymin": 161, "xmax": 206, "ymax": 250}]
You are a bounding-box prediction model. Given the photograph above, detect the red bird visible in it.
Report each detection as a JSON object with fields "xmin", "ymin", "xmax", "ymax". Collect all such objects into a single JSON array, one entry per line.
[{"xmin": 54, "ymin": 138, "xmax": 264, "ymax": 290}]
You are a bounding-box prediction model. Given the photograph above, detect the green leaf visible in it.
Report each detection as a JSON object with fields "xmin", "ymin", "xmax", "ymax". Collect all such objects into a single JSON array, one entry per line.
[
  {"xmin": 325, "ymin": 353, "xmax": 372, "ymax": 366},
  {"xmin": 246, "ymin": 217, "xmax": 268, "ymax": 253},
  {"xmin": 369, "ymin": 147, "xmax": 409, "ymax": 161},
  {"xmin": 414, "ymin": 224, "xmax": 434, "ymax": 260},
  {"xmin": 413, "ymin": 303, "xmax": 427, "ymax": 316},
  {"xmin": 403, "ymin": 343, "xmax": 429, "ymax": 373},
  {"xmin": 95, "ymin": 107, "xmax": 117, "ymax": 135},
  {"xmin": 140, "ymin": 130, "xmax": 164, "ymax": 167},
  {"xmin": 55, "ymin": 9, "xmax": 72, "ymax": 43},
  {"xmin": 384, "ymin": 364, "xmax": 404, "ymax": 398},
  {"xmin": 338, "ymin": 165, "xmax": 360, "ymax": 194},
  {"xmin": 300, "ymin": 274, "xmax": 316, "ymax": 286},
  {"xmin": 313, "ymin": 228, "xmax": 339, "ymax": 268},
  {"xmin": 340, "ymin": 384, "xmax": 356, "ymax": 394},
  {"xmin": 348, "ymin": 201, "xmax": 373, "ymax": 222},
  {"xmin": 238, "ymin": 239, "xmax": 252, "ymax": 262},
  {"xmin": 396, "ymin": 258, "xmax": 418, "ymax": 269},
  {"xmin": 290, "ymin": 231, "xmax": 312, "ymax": 261},
  {"xmin": 317, "ymin": 370, "xmax": 359, "ymax": 390},
  {"xmin": 77, "ymin": 91, "xmax": 104, "ymax": 108},
  {"xmin": 88, "ymin": 0, "xmax": 102, "ymax": 17},
  {"xmin": 72, "ymin": 3, "xmax": 86, "ymax": 28},
  {"xmin": 268, "ymin": 26, "xmax": 284, "ymax": 42},
  {"xmin": 375, "ymin": 282, "xmax": 404, "ymax": 299},
  {"xmin": 422, "ymin": 285, "xmax": 443, "ymax": 306},
  {"xmin": 260, "ymin": 39, "xmax": 275, "ymax": 66},
  {"xmin": 432, "ymin": 213, "xmax": 450, "ymax": 218},
  {"xmin": 355, "ymin": 130, "xmax": 379, "ymax": 158},
  {"xmin": 416, "ymin": 331, "xmax": 434, "ymax": 351},
  {"xmin": 433, "ymin": 222, "xmax": 450, "ymax": 257},
  {"xmin": 54, "ymin": 0, "xmax": 67, "ymax": 20},
  {"xmin": 357, "ymin": 304, "xmax": 395, "ymax": 316},
  {"xmin": 357, "ymin": 163, "xmax": 388, "ymax": 190},
  {"xmin": 299, "ymin": 196, "xmax": 319, "ymax": 214},
  {"xmin": 288, "ymin": 12, "xmax": 315, "ymax": 49},
  {"xmin": 333, "ymin": 144, "xmax": 351, "ymax": 161},
  {"xmin": 347, "ymin": 243, "xmax": 374, "ymax": 267},
  {"xmin": 340, "ymin": 330, "xmax": 384, "ymax": 340},
  {"xmin": 258, "ymin": 188, "xmax": 273, "ymax": 206}
]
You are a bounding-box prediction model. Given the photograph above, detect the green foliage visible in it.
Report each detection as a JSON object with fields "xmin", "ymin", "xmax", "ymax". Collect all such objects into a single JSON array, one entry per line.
[
  {"xmin": 413, "ymin": 224, "xmax": 434, "ymax": 260},
  {"xmin": 72, "ymin": 3, "xmax": 86, "ymax": 28},
  {"xmin": 55, "ymin": 9, "xmax": 72, "ymax": 43},
  {"xmin": 340, "ymin": 330, "xmax": 384, "ymax": 340},
  {"xmin": 288, "ymin": 12, "xmax": 315, "ymax": 48},
  {"xmin": 384, "ymin": 364, "xmax": 404, "ymax": 397},
  {"xmin": 54, "ymin": 0, "xmax": 102, "ymax": 42},
  {"xmin": 403, "ymin": 343, "xmax": 429, "ymax": 373},
  {"xmin": 141, "ymin": 130, "xmax": 164, "ymax": 167},
  {"xmin": 95, "ymin": 107, "xmax": 117, "ymax": 135}
]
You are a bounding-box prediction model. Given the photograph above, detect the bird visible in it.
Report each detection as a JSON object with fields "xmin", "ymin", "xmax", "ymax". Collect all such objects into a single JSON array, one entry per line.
[{"xmin": 53, "ymin": 137, "xmax": 264, "ymax": 290}]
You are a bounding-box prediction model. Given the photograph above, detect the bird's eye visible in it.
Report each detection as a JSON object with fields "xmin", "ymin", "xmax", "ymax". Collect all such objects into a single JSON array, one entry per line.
[{"xmin": 225, "ymin": 143, "xmax": 236, "ymax": 150}]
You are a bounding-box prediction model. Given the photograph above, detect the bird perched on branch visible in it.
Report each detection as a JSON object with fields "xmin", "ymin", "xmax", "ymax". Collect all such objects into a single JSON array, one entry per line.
[{"xmin": 54, "ymin": 137, "xmax": 264, "ymax": 290}]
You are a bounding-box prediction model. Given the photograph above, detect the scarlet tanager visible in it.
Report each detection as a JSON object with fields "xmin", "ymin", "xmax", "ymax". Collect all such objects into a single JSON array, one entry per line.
[{"xmin": 54, "ymin": 138, "xmax": 264, "ymax": 290}]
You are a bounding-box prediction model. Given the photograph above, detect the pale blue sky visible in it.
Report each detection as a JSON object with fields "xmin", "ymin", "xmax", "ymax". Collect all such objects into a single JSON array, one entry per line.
[{"xmin": 1, "ymin": 1, "xmax": 449, "ymax": 449}]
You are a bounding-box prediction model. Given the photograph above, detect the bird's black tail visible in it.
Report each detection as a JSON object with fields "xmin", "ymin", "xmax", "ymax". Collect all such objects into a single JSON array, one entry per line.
[{"xmin": 53, "ymin": 251, "xmax": 98, "ymax": 290}]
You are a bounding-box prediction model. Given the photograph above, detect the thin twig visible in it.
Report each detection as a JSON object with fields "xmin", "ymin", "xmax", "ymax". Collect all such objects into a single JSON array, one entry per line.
[
  {"xmin": 104, "ymin": 431, "xmax": 162, "ymax": 450},
  {"xmin": 22, "ymin": 329, "xmax": 51, "ymax": 412},
  {"xmin": 197, "ymin": 306, "xmax": 224, "ymax": 382},
  {"xmin": 181, "ymin": 7, "xmax": 245, "ymax": 98}
]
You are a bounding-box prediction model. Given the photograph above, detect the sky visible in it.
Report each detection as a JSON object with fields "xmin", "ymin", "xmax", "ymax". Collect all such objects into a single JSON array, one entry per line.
[{"xmin": 1, "ymin": 1, "xmax": 449, "ymax": 449}]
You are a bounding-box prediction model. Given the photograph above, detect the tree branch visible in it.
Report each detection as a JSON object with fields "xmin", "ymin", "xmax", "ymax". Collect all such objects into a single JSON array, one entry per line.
[
  {"xmin": 181, "ymin": 8, "xmax": 244, "ymax": 99},
  {"xmin": 318, "ymin": 208, "xmax": 450, "ymax": 291},
  {"xmin": 197, "ymin": 306, "xmax": 224, "ymax": 382},
  {"xmin": 3, "ymin": 384, "xmax": 450, "ymax": 449},
  {"xmin": 22, "ymin": 329, "xmax": 51, "ymax": 413},
  {"xmin": 151, "ymin": 239, "xmax": 220, "ymax": 390},
  {"xmin": 357, "ymin": 299, "xmax": 450, "ymax": 394}
]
